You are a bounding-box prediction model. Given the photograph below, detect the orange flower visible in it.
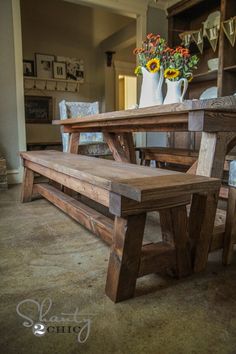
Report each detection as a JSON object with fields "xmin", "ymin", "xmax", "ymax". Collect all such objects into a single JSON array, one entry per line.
[
  {"xmin": 146, "ymin": 33, "xmax": 155, "ymax": 40},
  {"xmin": 133, "ymin": 48, "xmax": 144, "ymax": 55}
]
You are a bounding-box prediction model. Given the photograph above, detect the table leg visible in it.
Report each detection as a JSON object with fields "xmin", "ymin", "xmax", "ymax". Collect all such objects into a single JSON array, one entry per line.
[
  {"xmin": 105, "ymin": 213, "xmax": 146, "ymax": 302},
  {"xmin": 196, "ymin": 132, "xmax": 236, "ymax": 179},
  {"xmin": 68, "ymin": 132, "xmax": 80, "ymax": 154},
  {"xmin": 65, "ymin": 132, "xmax": 81, "ymax": 196},
  {"xmin": 119, "ymin": 133, "xmax": 136, "ymax": 164},
  {"xmin": 21, "ymin": 167, "xmax": 34, "ymax": 203},
  {"xmin": 104, "ymin": 132, "xmax": 135, "ymax": 163}
]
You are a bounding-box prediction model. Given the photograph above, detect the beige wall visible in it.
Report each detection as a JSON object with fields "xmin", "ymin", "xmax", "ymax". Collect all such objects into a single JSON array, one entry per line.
[
  {"xmin": 0, "ymin": 0, "xmax": 20, "ymax": 170},
  {"xmin": 21, "ymin": 0, "xmax": 134, "ymax": 142}
]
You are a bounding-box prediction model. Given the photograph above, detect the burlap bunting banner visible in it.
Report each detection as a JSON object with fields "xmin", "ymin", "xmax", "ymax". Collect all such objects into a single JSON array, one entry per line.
[
  {"xmin": 179, "ymin": 31, "xmax": 195, "ymax": 47},
  {"xmin": 178, "ymin": 15, "xmax": 236, "ymax": 53},
  {"xmin": 192, "ymin": 29, "xmax": 204, "ymax": 54},
  {"xmin": 222, "ymin": 17, "xmax": 236, "ymax": 47},
  {"xmin": 205, "ymin": 26, "xmax": 219, "ymax": 52}
]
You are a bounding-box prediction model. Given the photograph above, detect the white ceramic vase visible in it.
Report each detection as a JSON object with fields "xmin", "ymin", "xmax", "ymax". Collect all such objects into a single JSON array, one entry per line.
[
  {"xmin": 139, "ymin": 67, "xmax": 164, "ymax": 108},
  {"xmin": 163, "ymin": 78, "xmax": 188, "ymax": 104}
]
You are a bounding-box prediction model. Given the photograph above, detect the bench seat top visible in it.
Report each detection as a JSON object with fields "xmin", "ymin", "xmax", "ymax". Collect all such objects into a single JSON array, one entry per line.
[{"xmin": 21, "ymin": 150, "xmax": 220, "ymax": 202}]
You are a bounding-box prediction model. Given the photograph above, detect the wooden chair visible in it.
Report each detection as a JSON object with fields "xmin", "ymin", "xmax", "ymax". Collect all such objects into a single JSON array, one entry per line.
[{"xmin": 59, "ymin": 100, "xmax": 111, "ymax": 157}]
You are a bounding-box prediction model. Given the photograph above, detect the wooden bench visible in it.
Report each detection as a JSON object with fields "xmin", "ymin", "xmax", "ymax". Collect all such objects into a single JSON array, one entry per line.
[
  {"xmin": 20, "ymin": 150, "xmax": 220, "ymax": 302},
  {"xmin": 137, "ymin": 147, "xmax": 199, "ymax": 169}
]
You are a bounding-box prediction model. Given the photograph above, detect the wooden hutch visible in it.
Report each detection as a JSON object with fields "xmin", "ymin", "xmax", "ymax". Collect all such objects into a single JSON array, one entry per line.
[{"xmin": 167, "ymin": 0, "xmax": 236, "ymax": 150}]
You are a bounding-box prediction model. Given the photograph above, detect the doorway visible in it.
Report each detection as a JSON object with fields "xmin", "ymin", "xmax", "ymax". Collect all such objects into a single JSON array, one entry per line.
[{"xmin": 118, "ymin": 75, "xmax": 137, "ymax": 110}]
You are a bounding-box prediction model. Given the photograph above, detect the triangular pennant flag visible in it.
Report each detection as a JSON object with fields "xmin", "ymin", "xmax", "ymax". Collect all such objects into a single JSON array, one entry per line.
[
  {"xmin": 222, "ymin": 17, "xmax": 236, "ymax": 47},
  {"xmin": 205, "ymin": 26, "xmax": 219, "ymax": 52},
  {"xmin": 192, "ymin": 29, "xmax": 204, "ymax": 54},
  {"xmin": 179, "ymin": 31, "xmax": 195, "ymax": 47}
]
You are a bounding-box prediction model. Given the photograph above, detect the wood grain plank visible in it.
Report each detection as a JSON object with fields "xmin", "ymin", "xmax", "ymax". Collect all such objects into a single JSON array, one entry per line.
[
  {"xmin": 53, "ymin": 96, "xmax": 236, "ymax": 127},
  {"xmin": 34, "ymin": 183, "xmax": 113, "ymax": 245},
  {"xmin": 189, "ymin": 110, "xmax": 236, "ymax": 132},
  {"xmin": 24, "ymin": 160, "xmax": 110, "ymax": 207},
  {"xmin": 109, "ymin": 192, "xmax": 190, "ymax": 217}
]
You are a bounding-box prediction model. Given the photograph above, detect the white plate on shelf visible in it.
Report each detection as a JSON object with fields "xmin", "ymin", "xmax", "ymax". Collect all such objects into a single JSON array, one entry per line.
[{"xmin": 200, "ymin": 87, "xmax": 218, "ymax": 100}]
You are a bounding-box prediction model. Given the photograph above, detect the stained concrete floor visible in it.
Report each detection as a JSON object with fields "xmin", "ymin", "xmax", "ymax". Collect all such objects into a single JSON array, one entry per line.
[{"xmin": 1, "ymin": 185, "xmax": 236, "ymax": 354}]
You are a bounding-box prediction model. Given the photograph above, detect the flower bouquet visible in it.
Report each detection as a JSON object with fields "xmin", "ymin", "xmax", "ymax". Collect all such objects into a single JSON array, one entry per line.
[
  {"xmin": 163, "ymin": 46, "xmax": 199, "ymax": 82},
  {"xmin": 133, "ymin": 33, "xmax": 167, "ymax": 75},
  {"xmin": 133, "ymin": 34, "xmax": 168, "ymax": 107},
  {"xmin": 133, "ymin": 34, "xmax": 199, "ymax": 106}
]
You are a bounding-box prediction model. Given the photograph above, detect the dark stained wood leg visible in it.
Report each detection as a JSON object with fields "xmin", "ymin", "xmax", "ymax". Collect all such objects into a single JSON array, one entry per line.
[
  {"xmin": 159, "ymin": 209, "xmax": 175, "ymax": 246},
  {"xmin": 21, "ymin": 167, "xmax": 34, "ymax": 203},
  {"xmin": 105, "ymin": 213, "xmax": 146, "ymax": 302},
  {"xmin": 189, "ymin": 191, "xmax": 219, "ymax": 273},
  {"xmin": 171, "ymin": 205, "xmax": 191, "ymax": 277},
  {"xmin": 103, "ymin": 132, "xmax": 130, "ymax": 163},
  {"xmin": 223, "ymin": 187, "xmax": 236, "ymax": 265},
  {"xmin": 144, "ymin": 160, "xmax": 150, "ymax": 166},
  {"xmin": 159, "ymin": 206, "xmax": 191, "ymax": 277}
]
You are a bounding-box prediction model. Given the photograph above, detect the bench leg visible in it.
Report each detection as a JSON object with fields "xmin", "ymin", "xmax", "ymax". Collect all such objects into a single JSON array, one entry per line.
[
  {"xmin": 105, "ymin": 214, "xmax": 146, "ymax": 303},
  {"xmin": 223, "ymin": 187, "xmax": 236, "ymax": 265},
  {"xmin": 189, "ymin": 191, "xmax": 218, "ymax": 273},
  {"xmin": 159, "ymin": 206, "xmax": 191, "ymax": 277},
  {"xmin": 21, "ymin": 167, "xmax": 34, "ymax": 203}
]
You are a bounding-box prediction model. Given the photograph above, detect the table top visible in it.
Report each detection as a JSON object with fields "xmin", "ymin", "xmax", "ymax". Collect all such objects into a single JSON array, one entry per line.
[
  {"xmin": 21, "ymin": 150, "xmax": 220, "ymax": 202},
  {"xmin": 53, "ymin": 96, "xmax": 236, "ymax": 133}
]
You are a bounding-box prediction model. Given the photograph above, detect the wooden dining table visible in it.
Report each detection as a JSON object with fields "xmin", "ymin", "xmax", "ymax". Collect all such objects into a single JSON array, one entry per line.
[
  {"xmin": 53, "ymin": 96, "xmax": 236, "ymax": 182},
  {"xmin": 52, "ymin": 95, "xmax": 236, "ymax": 275}
]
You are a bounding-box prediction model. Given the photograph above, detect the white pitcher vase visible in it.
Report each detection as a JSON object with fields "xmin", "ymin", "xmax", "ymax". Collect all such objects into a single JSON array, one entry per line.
[
  {"xmin": 163, "ymin": 78, "xmax": 188, "ymax": 104},
  {"xmin": 139, "ymin": 67, "xmax": 164, "ymax": 108}
]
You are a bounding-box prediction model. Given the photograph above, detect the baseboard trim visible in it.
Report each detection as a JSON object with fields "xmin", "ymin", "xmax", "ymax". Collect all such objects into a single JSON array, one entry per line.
[{"xmin": 7, "ymin": 168, "xmax": 23, "ymax": 184}]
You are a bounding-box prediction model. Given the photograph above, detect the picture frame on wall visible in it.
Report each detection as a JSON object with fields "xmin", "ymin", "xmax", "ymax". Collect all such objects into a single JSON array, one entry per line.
[
  {"xmin": 53, "ymin": 62, "xmax": 67, "ymax": 79},
  {"xmin": 57, "ymin": 56, "xmax": 84, "ymax": 82},
  {"xmin": 35, "ymin": 53, "xmax": 55, "ymax": 79},
  {"xmin": 23, "ymin": 60, "xmax": 35, "ymax": 77},
  {"xmin": 24, "ymin": 95, "xmax": 53, "ymax": 124}
]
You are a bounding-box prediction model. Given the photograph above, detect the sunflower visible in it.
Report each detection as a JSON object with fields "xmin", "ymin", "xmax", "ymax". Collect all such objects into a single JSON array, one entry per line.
[
  {"xmin": 134, "ymin": 66, "xmax": 142, "ymax": 76},
  {"xmin": 164, "ymin": 68, "xmax": 180, "ymax": 80},
  {"xmin": 146, "ymin": 58, "xmax": 160, "ymax": 73}
]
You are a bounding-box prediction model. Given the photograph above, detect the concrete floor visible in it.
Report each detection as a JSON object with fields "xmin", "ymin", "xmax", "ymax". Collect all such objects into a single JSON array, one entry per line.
[{"xmin": 1, "ymin": 185, "xmax": 236, "ymax": 354}]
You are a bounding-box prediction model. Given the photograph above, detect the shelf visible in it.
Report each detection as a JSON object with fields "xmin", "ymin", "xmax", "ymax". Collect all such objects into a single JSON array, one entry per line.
[
  {"xmin": 224, "ymin": 65, "xmax": 236, "ymax": 73},
  {"xmin": 191, "ymin": 70, "xmax": 218, "ymax": 83},
  {"xmin": 24, "ymin": 76, "xmax": 81, "ymax": 92}
]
